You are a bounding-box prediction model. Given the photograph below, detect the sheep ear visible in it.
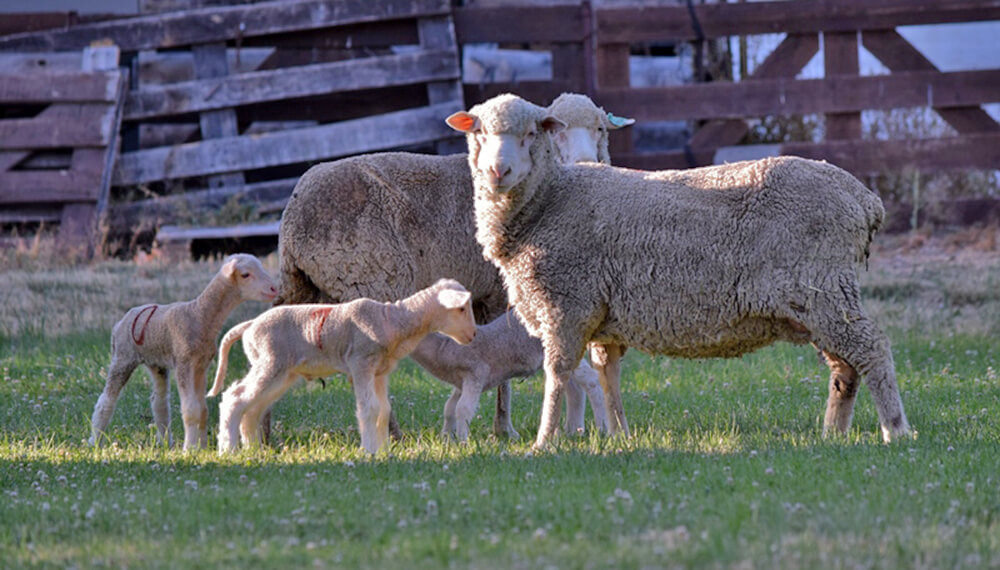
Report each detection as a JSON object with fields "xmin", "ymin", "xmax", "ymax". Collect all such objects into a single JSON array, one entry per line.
[
  {"xmin": 540, "ymin": 115, "xmax": 566, "ymax": 134},
  {"xmin": 221, "ymin": 257, "xmax": 239, "ymax": 279},
  {"xmin": 438, "ymin": 288, "xmax": 471, "ymax": 309},
  {"xmin": 606, "ymin": 112, "xmax": 635, "ymax": 129},
  {"xmin": 446, "ymin": 112, "xmax": 480, "ymax": 133}
]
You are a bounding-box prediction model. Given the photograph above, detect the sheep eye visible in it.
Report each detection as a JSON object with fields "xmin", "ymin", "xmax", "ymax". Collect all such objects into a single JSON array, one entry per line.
[{"xmin": 240, "ymin": 272, "xmax": 251, "ymax": 279}]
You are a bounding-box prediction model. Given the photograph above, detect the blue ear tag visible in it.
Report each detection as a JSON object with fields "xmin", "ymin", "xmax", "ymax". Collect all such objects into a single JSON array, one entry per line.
[{"xmin": 607, "ymin": 113, "xmax": 634, "ymax": 127}]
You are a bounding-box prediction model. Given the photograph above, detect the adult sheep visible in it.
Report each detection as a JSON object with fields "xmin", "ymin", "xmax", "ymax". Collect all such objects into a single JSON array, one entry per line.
[
  {"xmin": 276, "ymin": 93, "xmax": 632, "ymax": 436},
  {"xmin": 446, "ymin": 93, "xmax": 912, "ymax": 450}
]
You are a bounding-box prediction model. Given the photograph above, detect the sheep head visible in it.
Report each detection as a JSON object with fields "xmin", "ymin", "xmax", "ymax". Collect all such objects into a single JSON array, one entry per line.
[
  {"xmin": 222, "ymin": 253, "xmax": 279, "ymax": 303},
  {"xmin": 447, "ymin": 94, "xmax": 565, "ymax": 194},
  {"xmin": 431, "ymin": 278, "xmax": 477, "ymax": 345},
  {"xmin": 547, "ymin": 92, "xmax": 634, "ymax": 165}
]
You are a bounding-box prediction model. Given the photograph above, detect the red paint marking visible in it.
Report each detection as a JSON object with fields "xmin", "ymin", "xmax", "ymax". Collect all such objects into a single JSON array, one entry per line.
[
  {"xmin": 311, "ymin": 307, "xmax": 334, "ymax": 350},
  {"xmin": 131, "ymin": 305, "xmax": 158, "ymax": 346}
]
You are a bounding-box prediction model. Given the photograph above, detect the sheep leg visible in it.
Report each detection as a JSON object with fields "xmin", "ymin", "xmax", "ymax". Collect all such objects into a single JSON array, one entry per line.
[
  {"xmin": 147, "ymin": 365, "xmax": 172, "ymax": 447},
  {"xmin": 374, "ymin": 374, "xmax": 392, "ymax": 452},
  {"xmin": 218, "ymin": 364, "xmax": 282, "ymax": 453},
  {"xmin": 89, "ymin": 354, "xmax": 138, "ymax": 446},
  {"xmin": 492, "ymin": 381, "xmax": 518, "ymax": 439},
  {"xmin": 388, "ymin": 410, "xmax": 403, "ymax": 442},
  {"xmin": 571, "ymin": 360, "xmax": 610, "ymax": 434},
  {"xmin": 534, "ymin": 334, "xmax": 585, "ymax": 450},
  {"xmin": 352, "ymin": 372, "xmax": 382, "ymax": 454},
  {"xmin": 240, "ymin": 375, "xmax": 295, "ymax": 449},
  {"xmin": 803, "ymin": 283, "xmax": 911, "ymax": 442},
  {"xmin": 822, "ymin": 351, "xmax": 860, "ymax": 436},
  {"xmin": 591, "ymin": 343, "xmax": 630, "ymax": 437},
  {"xmin": 442, "ymin": 388, "xmax": 461, "ymax": 439},
  {"xmin": 176, "ymin": 364, "xmax": 209, "ymax": 451},
  {"xmin": 453, "ymin": 382, "xmax": 484, "ymax": 443},
  {"xmin": 563, "ymin": 374, "xmax": 586, "ymax": 435},
  {"xmin": 493, "ymin": 381, "xmax": 520, "ymax": 440}
]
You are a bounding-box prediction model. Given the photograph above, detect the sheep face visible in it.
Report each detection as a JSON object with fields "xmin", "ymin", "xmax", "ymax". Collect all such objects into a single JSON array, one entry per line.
[
  {"xmin": 435, "ymin": 286, "xmax": 477, "ymax": 345},
  {"xmin": 553, "ymin": 126, "xmax": 601, "ymax": 164},
  {"xmin": 447, "ymin": 95, "xmax": 566, "ymax": 193},
  {"xmin": 223, "ymin": 254, "xmax": 279, "ymax": 302}
]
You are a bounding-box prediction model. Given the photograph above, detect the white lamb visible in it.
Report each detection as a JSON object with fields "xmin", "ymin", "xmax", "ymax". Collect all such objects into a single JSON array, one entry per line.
[
  {"xmin": 409, "ymin": 309, "xmax": 609, "ymax": 442},
  {"xmin": 89, "ymin": 254, "xmax": 278, "ymax": 450},
  {"xmin": 209, "ymin": 278, "xmax": 476, "ymax": 455},
  {"xmin": 447, "ymin": 94, "xmax": 912, "ymax": 450}
]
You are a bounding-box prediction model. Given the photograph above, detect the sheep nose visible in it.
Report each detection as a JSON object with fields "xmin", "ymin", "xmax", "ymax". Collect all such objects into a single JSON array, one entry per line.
[{"xmin": 489, "ymin": 164, "xmax": 511, "ymax": 182}]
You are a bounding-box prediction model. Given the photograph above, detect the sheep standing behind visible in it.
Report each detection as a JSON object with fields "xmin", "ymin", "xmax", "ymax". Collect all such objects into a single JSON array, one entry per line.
[
  {"xmin": 409, "ymin": 309, "xmax": 609, "ymax": 442},
  {"xmin": 276, "ymin": 93, "xmax": 632, "ymax": 436},
  {"xmin": 447, "ymin": 94, "xmax": 912, "ymax": 450},
  {"xmin": 89, "ymin": 254, "xmax": 278, "ymax": 450},
  {"xmin": 209, "ymin": 279, "xmax": 476, "ymax": 455}
]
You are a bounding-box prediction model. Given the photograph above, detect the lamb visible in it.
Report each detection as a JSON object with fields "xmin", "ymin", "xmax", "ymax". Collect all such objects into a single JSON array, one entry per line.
[
  {"xmin": 275, "ymin": 93, "xmax": 632, "ymax": 437},
  {"xmin": 446, "ymin": 93, "xmax": 912, "ymax": 450},
  {"xmin": 409, "ymin": 309, "xmax": 609, "ymax": 442},
  {"xmin": 89, "ymin": 253, "xmax": 278, "ymax": 450},
  {"xmin": 208, "ymin": 278, "xmax": 477, "ymax": 455}
]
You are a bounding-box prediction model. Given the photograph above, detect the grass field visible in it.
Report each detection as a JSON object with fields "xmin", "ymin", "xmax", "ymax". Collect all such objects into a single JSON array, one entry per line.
[{"xmin": 2, "ymin": 236, "xmax": 999, "ymax": 569}]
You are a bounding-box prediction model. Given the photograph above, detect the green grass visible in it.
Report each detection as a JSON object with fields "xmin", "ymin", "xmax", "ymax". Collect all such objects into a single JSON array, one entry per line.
[{"xmin": 2, "ymin": 251, "xmax": 999, "ymax": 568}]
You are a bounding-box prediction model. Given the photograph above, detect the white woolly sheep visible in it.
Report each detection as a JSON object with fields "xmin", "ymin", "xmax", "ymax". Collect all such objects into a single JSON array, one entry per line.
[
  {"xmin": 89, "ymin": 254, "xmax": 278, "ymax": 450},
  {"xmin": 446, "ymin": 93, "xmax": 912, "ymax": 450},
  {"xmin": 275, "ymin": 93, "xmax": 633, "ymax": 435},
  {"xmin": 209, "ymin": 278, "xmax": 476, "ymax": 455},
  {"xmin": 409, "ymin": 309, "xmax": 609, "ymax": 442}
]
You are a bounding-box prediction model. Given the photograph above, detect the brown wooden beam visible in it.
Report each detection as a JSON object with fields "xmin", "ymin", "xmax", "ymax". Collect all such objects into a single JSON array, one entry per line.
[
  {"xmin": 114, "ymin": 102, "xmax": 463, "ymax": 186},
  {"xmin": 597, "ymin": 68, "xmax": 1000, "ymax": 122},
  {"xmin": 824, "ymin": 31, "xmax": 862, "ymax": 140},
  {"xmin": 0, "ymin": 0, "xmax": 450, "ymax": 51},
  {"xmin": 0, "ymin": 170, "xmax": 101, "ymax": 204},
  {"xmin": 597, "ymin": 0, "xmax": 1000, "ymax": 43},
  {"xmin": 0, "ymin": 71, "xmax": 121, "ymax": 103},
  {"xmin": 125, "ymin": 49, "xmax": 459, "ymax": 120},
  {"xmin": 453, "ymin": 5, "xmax": 585, "ymax": 44}
]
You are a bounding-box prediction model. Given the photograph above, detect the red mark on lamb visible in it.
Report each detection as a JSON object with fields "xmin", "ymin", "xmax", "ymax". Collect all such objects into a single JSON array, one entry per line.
[
  {"xmin": 131, "ymin": 305, "xmax": 158, "ymax": 346},
  {"xmin": 310, "ymin": 307, "xmax": 334, "ymax": 349}
]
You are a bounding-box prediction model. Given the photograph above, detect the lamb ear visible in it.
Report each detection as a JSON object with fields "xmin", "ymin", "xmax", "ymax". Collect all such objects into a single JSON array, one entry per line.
[
  {"xmin": 606, "ymin": 112, "xmax": 636, "ymax": 130},
  {"xmin": 540, "ymin": 115, "xmax": 567, "ymax": 134},
  {"xmin": 437, "ymin": 288, "xmax": 471, "ymax": 309},
  {"xmin": 446, "ymin": 112, "xmax": 481, "ymax": 133},
  {"xmin": 221, "ymin": 257, "xmax": 239, "ymax": 279}
]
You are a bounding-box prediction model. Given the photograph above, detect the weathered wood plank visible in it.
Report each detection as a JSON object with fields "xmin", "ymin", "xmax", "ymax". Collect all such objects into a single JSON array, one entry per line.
[
  {"xmin": 0, "ymin": 0, "xmax": 450, "ymax": 51},
  {"xmin": 862, "ymin": 29, "xmax": 1000, "ymax": 133},
  {"xmin": 824, "ymin": 31, "xmax": 862, "ymax": 140},
  {"xmin": 597, "ymin": 68, "xmax": 1000, "ymax": 122},
  {"xmin": 597, "ymin": 0, "xmax": 1000, "ymax": 43},
  {"xmin": 107, "ymin": 177, "xmax": 297, "ymax": 236},
  {"xmin": 156, "ymin": 221, "xmax": 281, "ymax": 243},
  {"xmin": 0, "ymin": 13, "xmax": 77, "ymax": 36},
  {"xmin": 0, "ymin": 71, "xmax": 120, "ymax": 103},
  {"xmin": 783, "ymin": 132, "xmax": 1000, "ymax": 174},
  {"xmin": 0, "ymin": 105, "xmax": 115, "ymax": 149},
  {"xmin": 95, "ymin": 71, "xmax": 129, "ymax": 229},
  {"xmin": 453, "ymin": 5, "xmax": 584, "ymax": 44},
  {"xmin": 597, "ymin": 43, "xmax": 633, "ymax": 155},
  {"xmin": 192, "ymin": 43, "xmax": 245, "ymax": 189},
  {"xmin": 125, "ymin": 49, "xmax": 460, "ymax": 120},
  {"xmin": 0, "ymin": 207, "xmax": 62, "ymax": 224},
  {"xmin": 463, "ymin": 81, "xmax": 569, "ymax": 109},
  {"xmin": 612, "ymin": 133, "xmax": 1000, "ymax": 176},
  {"xmin": 418, "ymin": 15, "xmax": 465, "ymax": 155},
  {"xmin": 0, "ymin": 171, "xmax": 102, "ymax": 204},
  {"xmin": 114, "ymin": 101, "xmax": 463, "ymax": 185},
  {"xmin": 0, "ymin": 52, "xmax": 82, "ymax": 73}
]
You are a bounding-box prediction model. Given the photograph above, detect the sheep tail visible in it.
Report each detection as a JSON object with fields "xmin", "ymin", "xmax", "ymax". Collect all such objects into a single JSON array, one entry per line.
[{"xmin": 208, "ymin": 320, "xmax": 254, "ymax": 397}]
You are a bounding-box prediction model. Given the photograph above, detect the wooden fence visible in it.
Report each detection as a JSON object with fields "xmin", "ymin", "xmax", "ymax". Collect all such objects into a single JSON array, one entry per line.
[
  {"xmin": 0, "ymin": 0, "xmax": 998, "ymax": 255},
  {"xmin": 0, "ymin": 0, "xmax": 465, "ymax": 253},
  {"xmin": 0, "ymin": 47, "xmax": 127, "ymax": 257}
]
